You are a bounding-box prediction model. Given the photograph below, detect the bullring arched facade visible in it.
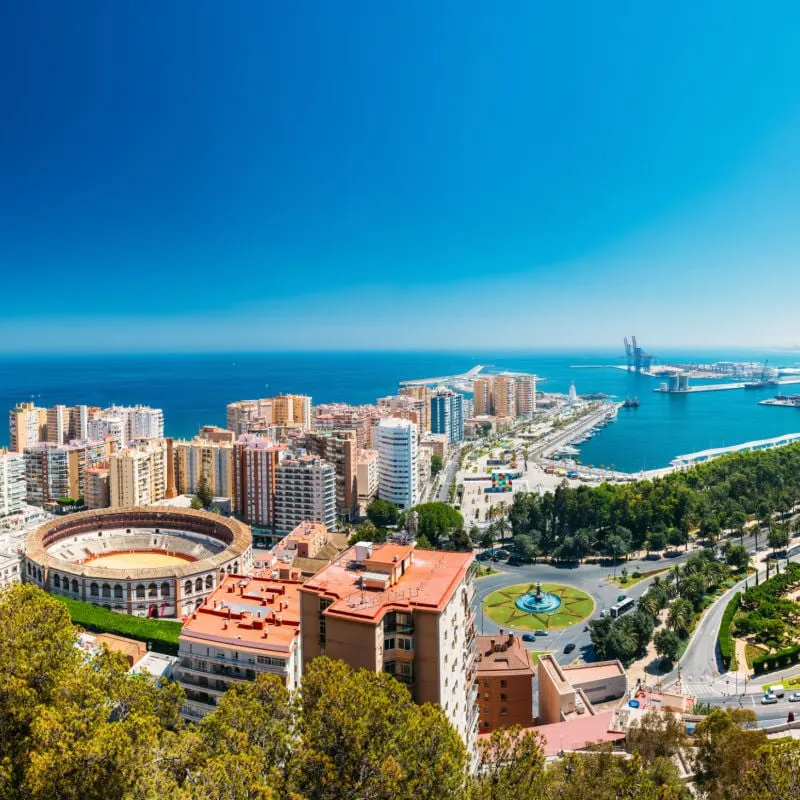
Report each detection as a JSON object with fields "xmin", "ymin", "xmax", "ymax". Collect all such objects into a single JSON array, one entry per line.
[{"xmin": 24, "ymin": 507, "xmax": 252, "ymax": 619}]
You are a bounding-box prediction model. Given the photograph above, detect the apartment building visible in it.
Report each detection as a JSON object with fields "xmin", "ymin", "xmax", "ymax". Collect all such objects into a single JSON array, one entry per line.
[
  {"xmin": 84, "ymin": 466, "xmax": 111, "ymax": 509},
  {"xmin": 300, "ymin": 543, "xmax": 478, "ymax": 754},
  {"xmin": 232, "ymin": 435, "xmax": 287, "ymax": 528},
  {"xmin": 304, "ymin": 430, "xmax": 358, "ymax": 521},
  {"xmin": 105, "ymin": 405, "xmax": 164, "ymax": 443},
  {"xmin": 274, "ymin": 455, "xmax": 336, "ymax": 535},
  {"xmin": 87, "ymin": 414, "xmax": 126, "ymax": 451},
  {"xmin": 9, "ymin": 402, "xmax": 47, "ymax": 452},
  {"xmin": 24, "ymin": 440, "xmax": 107, "ymax": 506},
  {"xmin": 514, "ymin": 375, "xmax": 537, "ymax": 417},
  {"xmin": 471, "ymin": 379, "xmax": 492, "ymax": 417},
  {"xmin": 399, "ymin": 386, "xmax": 434, "ymax": 432},
  {"xmin": 227, "ymin": 395, "xmax": 312, "ymax": 436},
  {"xmin": 176, "ymin": 573, "xmax": 303, "ymax": 720},
  {"xmin": 312, "ymin": 403, "xmax": 379, "ymax": 448},
  {"xmin": 356, "ymin": 449, "xmax": 379, "ymax": 505},
  {"xmin": 419, "ymin": 434, "xmax": 449, "ymax": 464},
  {"xmin": 46, "ymin": 404, "xmax": 89, "ymax": 445},
  {"xmin": 109, "ymin": 440, "xmax": 167, "ymax": 507},
  {"xmin": 267, "ymin": 521, "xmax": 349, "ymax": 579},
  {"xmin": 198, "ymin": 425, "xmax": 235, "ymax": 445},
  {"xmin": 475, "ymin": 632, "xmax": 534, "ymax": 732},
  {"xmin": 0, "ymin": 451, "xmax": 26, "ymax": 516},
  {"xmin": 173, "ymin": 438, "xmax": 234, "ymax": 500},
  {"xmin": 493, "ymin": 377, "xmax": 517, "ymax": 419},
  {"xmin": 376, "ymin": 418, "xmax": 418, "ymax": 509},
  {"xmin": 430, "ymin": 389, "xmax": 464, "ymax": 444}
]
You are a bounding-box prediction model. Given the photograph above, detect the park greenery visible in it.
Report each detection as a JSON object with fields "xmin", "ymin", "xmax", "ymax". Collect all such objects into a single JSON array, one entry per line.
[
  {"xmin": 591, "ymin": 549, "xmax": 737, "ymax": 666},
  {"xmin": 483, "ymin": 583, "xmax": 594, "ymax": 631},
  {"xmin": 502, "ymin": 442, "xmax": 800, "ymax": 562},
  {"xmin": 356, "ymin": 501, "xmax": 470, "ymax": 551},
  {"xmin": 725, "ymin": 562, "xmax": 800, "ymax": 673},
  {"xmin": 3, "ymin": 585, "xmax": 799, "ymax": 799},
  {"xmin": 52, "ymin": 594, "xmax": 182, "ymax": 654}
]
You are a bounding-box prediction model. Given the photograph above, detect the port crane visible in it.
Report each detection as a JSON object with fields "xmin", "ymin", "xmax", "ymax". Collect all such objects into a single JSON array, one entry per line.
[{"xmin": 623, "ymin": 336, "xmax": 655, "ymax": 373}]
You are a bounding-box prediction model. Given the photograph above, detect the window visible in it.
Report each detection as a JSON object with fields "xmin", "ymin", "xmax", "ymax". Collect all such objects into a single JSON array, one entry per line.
[
  {"xmin": 205, "ymin": 575, "xmax": 213, "ymax": 589},
  {"xmin": 500, "ymin": 693, "xmax": 507, "ymax": 702},
  {"xmin": 90, "ymin": 583, "xmax": 99, "ymax": 597},
  {"xmin": 483, "ymin": 679, "xmax": 489, "ymax": 688},
  {"xmin": 135, "ymin": 584, "xmax": 145, "ymax": 599},
  {"xmin": 500, "ymin": 679, "xmax": 507, "ymax": 688},
  {"xmin": 501, "ymin": 708, "xmax": 508, "ymax": 716},
  {"xmin": 184, "ymin": 580, "xmax": 192, "ymax": 595},
  {"xmin": 195, "ymin": 577, "xmax": 203, "ymax": 592},
  {"xmin": 114, "ymin": 585, "xmax": 123, "ymax": 599},
  {"xmin": 53, "ymin": 574, "xmax": 61, "ymax": 588},
  {"xmin": 161, "ymin": 582, "xmax": 170, "ymax": 597}
]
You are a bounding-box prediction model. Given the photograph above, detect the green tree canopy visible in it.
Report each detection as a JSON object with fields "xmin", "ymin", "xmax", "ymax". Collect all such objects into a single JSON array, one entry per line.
[{"xmin": 366, "ymin": 499, "xmax": 400, "ymax": 528}]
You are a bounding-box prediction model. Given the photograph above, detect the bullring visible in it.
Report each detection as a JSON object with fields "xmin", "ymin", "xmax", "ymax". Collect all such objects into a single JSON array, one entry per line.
[{"xmin": 24, "ymin": 507, "xmax": 252, "ymax": 618}]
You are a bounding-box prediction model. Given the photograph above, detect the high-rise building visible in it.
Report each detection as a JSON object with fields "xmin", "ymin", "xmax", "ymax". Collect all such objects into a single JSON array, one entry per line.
[
  {"xmin": 471, "ymin": 379, "xmax": 492, "ymax": 417},
  {"xmin": 198, "ymin": 425, "xmax": 235, "ymax": 445},
  {"xmin": 399, "ymin": 386, "xmax": 434, "ymax": 432},
  {"xmin": 232, "ymin": 435, "xmax": 286, "ymax": 528},
  {"xmin": 493, "ymin": 377, "xmax": 517, "ymax": 419},
  {"xmin": 514, "ymin": 375, "xmax": 537, "ymax": 417},
  {"xmin": 274, "ymin": 455, "xmax": 336, "ymax": 535},
  {"xmin": 227, "ymin": 395, "xmax": 312, "ymax": 436},
  {"xmin": 312, "ymin": 403, "xmax": 380, "ymax": 448},
  {"xmin": 24, "ymin": 440, "xmax": 107, "ymax": 506},
  {"xmin": 376, "ymin": 418, "xmax": 418, "ymax": 509},
  {"xmin": 430, "ymin": 389, "xmax": 464, "ymax": 444},
  {"xmin": 84, "ymin": 466, "xmax": 111, "ymax": 509},
  {"xmin": 177, "ymin": 573, "xmax": 303, "ymax": 720},
  {"xmin": 356, "ymin": 449, "xmax": 379, "ymax": 505},
  {"xmin": 87, "ymin": 414, "xmax": 126, "ymax": 451},
  {"xmin": 9, "ymin": 402, "xmax": 47, "ymax": 452},
  {"xmin": 226, "ymin": 399, "xmax": 274, "ymax": 436},
  {"xmin": 109, "ymin": 440, "xmax": 167, "ymax": 507},
  {"xmin": 46, "ymin": 405, "xmax": 90, "ymax": 445},
  {"xmin": 0, "ymin": 451, "xmax": 26, "ymax": 516},
  {"xmin": 173, "ymin": 438, "xmax": 234, "ymax": 500},
  {"xmin": 304, "ymin": 430, "xmax": 358, "ymax": 521},
  {"xmin": 300, "ymin": 543, "xmax": 478, "ymax": 755}
]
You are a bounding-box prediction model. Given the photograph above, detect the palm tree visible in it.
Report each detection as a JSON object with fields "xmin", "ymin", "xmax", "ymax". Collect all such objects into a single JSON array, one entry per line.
[
  {"xmin": 667, "ymin": 599, "xmax": 693, "ymax": 636},
  {"xmin": 638, "ymin": 592, "xmax": 661, "ymax": 620}
]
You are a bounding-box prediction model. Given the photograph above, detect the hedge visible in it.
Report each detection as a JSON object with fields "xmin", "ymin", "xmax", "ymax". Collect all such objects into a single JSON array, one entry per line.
[
  {"xmin": 53, "ymin": 595, "xmax": 182, "ymax": 656},
  {"xmin": 718, "ymin": 592, "xmax": 741, "ymax": 670},
  {"xmin": 752, "ymin": 644, "xmax": 800, "ymax": 675}
]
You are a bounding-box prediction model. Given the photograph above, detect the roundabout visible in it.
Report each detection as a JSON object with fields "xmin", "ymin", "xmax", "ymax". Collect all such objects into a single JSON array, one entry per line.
[{"xmin": 483, "ymin": 581, "xmax": 594, "ymax": 631}]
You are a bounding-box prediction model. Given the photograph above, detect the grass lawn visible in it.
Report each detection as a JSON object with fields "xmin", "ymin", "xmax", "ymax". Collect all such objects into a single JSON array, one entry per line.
[
  {"xmin": 746, "ymin": 643, "xmax": 769, "ymax": 670},
  {"xmin": 763, "ymin": 674, "xmax": 800, "ymax": 692},
  {"xmin": 529, "ymin": 651, "xmax": 552, "ymax": 666},
  {"xmin": 475, "ymin": 565, "xmax": 501, "ymax": 579},
  {"xmin": 608, "ymin": 567, "xmax": 669, "ymax": 589},
  {"xmin": 483, "ymin": 583, "xmax": 594, "ymax": 631}
]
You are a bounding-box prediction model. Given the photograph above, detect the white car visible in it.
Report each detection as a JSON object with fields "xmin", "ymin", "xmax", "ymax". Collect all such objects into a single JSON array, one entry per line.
[
  {"xmin": 789, "ymin": 692, "xmax": 800, "ymax": 702},
  {"xmin": 761, "ymin": 693, "xmax": 778, "ymax": 705}
]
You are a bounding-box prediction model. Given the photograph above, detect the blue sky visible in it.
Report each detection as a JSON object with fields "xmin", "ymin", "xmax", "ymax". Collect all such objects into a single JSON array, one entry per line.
[{"xmin": 2, "ymin": 1, "xmax": 800, "ymax": 352}]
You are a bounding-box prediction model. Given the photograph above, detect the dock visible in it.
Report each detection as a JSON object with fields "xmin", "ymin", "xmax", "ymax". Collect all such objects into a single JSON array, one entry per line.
[
  {"xmin": 653, "ymin": 377, "xmax": 800, "ymax": 394},
  {"xmin": 671, "ymin": 433, "xmax": 800, "ymax": 467}
]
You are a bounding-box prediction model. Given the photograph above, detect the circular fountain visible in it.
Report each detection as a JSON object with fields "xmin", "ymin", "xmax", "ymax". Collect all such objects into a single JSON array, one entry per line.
[{"xmin": 514, "ymin": 581, "xmax": 562, "ymax": 614}]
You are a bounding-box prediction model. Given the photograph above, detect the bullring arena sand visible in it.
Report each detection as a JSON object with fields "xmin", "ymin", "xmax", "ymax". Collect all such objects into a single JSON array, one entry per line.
[{"xmin": 85, "ymin": 552, "xmax": 195, "ymax": 569}]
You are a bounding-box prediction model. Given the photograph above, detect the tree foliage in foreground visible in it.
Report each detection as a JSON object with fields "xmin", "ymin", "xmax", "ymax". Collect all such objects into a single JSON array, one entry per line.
[{"xmin": 1, "ymin": 584, "xmax": 799, "ymax": 799}]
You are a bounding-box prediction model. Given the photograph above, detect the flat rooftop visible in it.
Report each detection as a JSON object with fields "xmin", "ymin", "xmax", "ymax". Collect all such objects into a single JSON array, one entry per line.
[
  {"xmin": 301, "ymin": 544, "xmax": 473, "ymax": 623},
  {"xmin": 181, "ymin": 573, "xmax": 302, "ymax": 656},
  {"xmin": 563, "ymin": 662, "xmax": 625, "ymax": 682}
]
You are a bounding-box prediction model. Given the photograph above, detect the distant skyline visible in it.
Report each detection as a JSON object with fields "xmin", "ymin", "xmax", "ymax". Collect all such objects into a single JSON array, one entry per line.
[{"xmin": 2, "ymin": 2, "xmax": 800, "ymax": 353}]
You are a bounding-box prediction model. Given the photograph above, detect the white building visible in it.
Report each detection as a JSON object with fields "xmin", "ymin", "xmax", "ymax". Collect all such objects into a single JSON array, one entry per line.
[
  {"xmin": 104, "ymin": 405, "xmax": 164, "ymax": 446},
  {"xmin": 0, "ymin": 452, "xmax": 26, "ymax": 517},
  {"xmin": 376, "ymin": 418, "xmax": 419, "ymax": 509},
  {"xmin": 88, "ymin": 414, "xmax": 126, "ymax": 451}
]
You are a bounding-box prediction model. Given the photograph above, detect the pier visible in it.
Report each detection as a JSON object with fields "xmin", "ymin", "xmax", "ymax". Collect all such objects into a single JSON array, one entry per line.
[{"xmin": 653, "ymin": 377, "xmax": 800, "ymax": 394}]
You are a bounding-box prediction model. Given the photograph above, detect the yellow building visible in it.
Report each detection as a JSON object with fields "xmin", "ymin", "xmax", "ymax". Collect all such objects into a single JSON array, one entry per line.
[
  {"xmin": 9, "ymin": 402, "xmax": 47, "ymax": 452},
  {"xmin": 109, "ymin": 440, "xmax": 167, "ymax": 507},
  {"xmin": 172, "ymin": 438, "xmax": 234, "ymax": 500}
]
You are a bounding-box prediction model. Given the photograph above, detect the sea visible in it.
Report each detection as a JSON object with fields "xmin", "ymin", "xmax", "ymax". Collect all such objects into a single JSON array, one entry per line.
[{"xmin": 1, "ymin": 349, "xmax": 799, "ymax": 473}]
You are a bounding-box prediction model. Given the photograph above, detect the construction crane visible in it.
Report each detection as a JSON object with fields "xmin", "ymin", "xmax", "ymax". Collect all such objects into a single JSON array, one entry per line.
[{"xmin": 622, "ymin": 336, "xmax": 655, "ymax": 373}]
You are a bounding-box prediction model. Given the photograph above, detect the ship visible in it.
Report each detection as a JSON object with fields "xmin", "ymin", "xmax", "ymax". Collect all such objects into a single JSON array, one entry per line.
[
  {"xmin": 744, "ymin": 378, "xmax": 780, "ymax": 390},
  {"xmin": 623, "ymin": 397, "xmax": 640, "ymax": 409}
]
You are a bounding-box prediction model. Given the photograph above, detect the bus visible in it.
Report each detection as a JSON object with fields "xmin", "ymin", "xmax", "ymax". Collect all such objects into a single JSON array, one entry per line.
[
  {"xmin": 610, "ymin": 597, "xmax": 635, "ymax": 618},
  {"xmin": 787, "ymin": 543, "xmax": 800, "ymax": 559}
]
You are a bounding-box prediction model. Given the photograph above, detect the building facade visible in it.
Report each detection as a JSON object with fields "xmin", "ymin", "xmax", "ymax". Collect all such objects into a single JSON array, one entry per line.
[
  {"xmin": 84, "ymin": 466, "xmax": 111, "ymax": 509},
  {"xmin": 24, "ymin": 441, "xmax": 107, "ymax": 506},
  {"xmin": 109, "ymin": 440, "xmax": 167, "ymax": 507},
  {"xmin": 300, "ymin": 543, "xmax": 478, "ymax": 755},
  {"xmin": 274, "ymin": 455, "xmax": 336, "ymax": 535},
  {"xmin": 430, "ymin": 389, "xmax": 464, "ymax": 444},
  {"xmin": 304, "ymin": 430, "xmax": 358, "ymax": 521},
  {"xmin": 232, "ymin": 435, "xmax": 286, "ymax": 528},
  {"xmin": 177, "ymin": 573, "xmax": 303, "ymax": 720},
  {"xmin": 356, "ymin": 449, "xmax": 379, "ymax": 505},
  {"xmin": 9, "ymin": 402, "xmax": 47, "ymax": 453},
  {"xmin": 475, "ymin": 632, "xmax": 534, "ymax": 732},
  {"xmin": 0, "ymin": 451, "xmax": 26, "ymax": 516},
  {"xmin": 376, "ymin": 418, "xmax": 418, "ymax": 509},
  {"xmin": 173, "ymin": 438, "xmax": 234, "ymax": 500}
]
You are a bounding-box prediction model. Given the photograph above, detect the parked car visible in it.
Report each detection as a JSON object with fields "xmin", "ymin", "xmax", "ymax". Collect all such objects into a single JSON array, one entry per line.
[
  {"xmin": 599, "ymin": 609, "xmax": 610, "ymax": 618},
  {"xmin": 564, "ymin": 643, "xmax": 576, "ymax": 654},
  {"xmin": 522, "ymin": 633, "xmax": 536, "ymax": 642},
  {"xmin": 762, "ymin": 693, "xmax": 778, "ymax": 705},
  {"xmin": 789, "ymin": 693, "xmax": 800, "ymax": 702},
  {"xmin": 534, "ymin": 629, "xmax": 548, "ymax": 636}
]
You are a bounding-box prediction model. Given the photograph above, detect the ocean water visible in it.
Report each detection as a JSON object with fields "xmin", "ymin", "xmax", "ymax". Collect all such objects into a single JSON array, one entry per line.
[{"xmin": 1, "ymin": 350, "xmax": 799, "ymax": 473}]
